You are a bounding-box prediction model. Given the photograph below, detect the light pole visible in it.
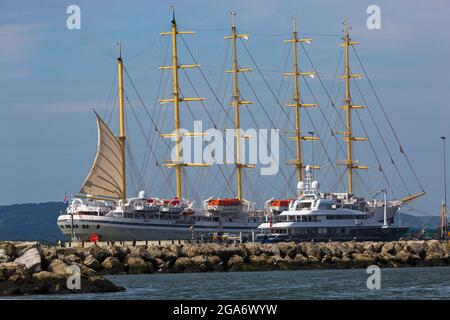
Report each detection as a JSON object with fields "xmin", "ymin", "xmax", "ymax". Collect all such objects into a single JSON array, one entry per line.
[
  {"xmin": 308, "ymin": 131, "xmax": 315, "ymax": 178},
  {"xmin": 382, "ymin": 188, "xmax": 388, "ymax": 228},
  {"xmin": 441, "ymin": 136, "xmax": 447, "ymax": 239}
]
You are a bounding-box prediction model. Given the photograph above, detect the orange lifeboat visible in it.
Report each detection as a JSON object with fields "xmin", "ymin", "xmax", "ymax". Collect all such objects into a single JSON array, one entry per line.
[
  {"xmin": 207, "ymin": 198, "xmax": 242, "ymax": 206},
  {"xmin": 205, "ymin": 197, "xmax": 244, "ymax": 214},
  {"xmin": 267, "ymin": 199, "xmax": 292, "ymax": 214}
]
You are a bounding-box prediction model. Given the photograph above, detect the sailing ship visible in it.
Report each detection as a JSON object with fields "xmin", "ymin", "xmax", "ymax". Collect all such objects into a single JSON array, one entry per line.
[
  {"xmin": 57, "ymin": 13, "xmax": 264, "ymax": 241},
  {"xmin": 57, "ymin": 13, "xmax": 424, "ymax": 242}
]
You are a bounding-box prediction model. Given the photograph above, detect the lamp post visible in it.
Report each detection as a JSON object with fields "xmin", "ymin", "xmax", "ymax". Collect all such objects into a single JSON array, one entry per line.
[
  {"xmin": 441, "ymin": 136, "xmax": 447, "ymax": 239},
  {"xmin": 308, "ymin": 131, "xmax": 315, "ymax": 178}
]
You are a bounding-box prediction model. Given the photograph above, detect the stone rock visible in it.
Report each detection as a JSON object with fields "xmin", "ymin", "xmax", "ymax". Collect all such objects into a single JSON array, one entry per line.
[
  {"xmin": 31, "ymin": 271, "xmax": 124, "ymax": 294},
  {"xmin": 246, "ymin": 254, "xmax": 273, "ymax": 271},
  {"xmin": 173, "ymin": 257, "xmax": 196, "ymax": 273},
  {"xmin": 0, "ymin": 249, "xmax": 11, "ymax": 263},
  {"xmin": 89, "ymin": 246, "xmax": 112, "ymax": 263},
  {"xmin": 244, "ymin": 243, "xmax": 262, "ymax": 256},
  {"xmin": 0, "ymin": 262, "xmax": 27, "ymax": 279},
  {"xmin": 393, "ymin": 243, "xmax": 403, "ymax": 254},
  {"xmin": 321, "ymin": 255, "xmax": 332, "ymax": 264},
  {"xmin": 83, "ymin": 254, "xmax": 102, "ymax": 271},
  {"xmin": 206, "ymin": 255, "xmax": 224, "ymax": 271},
  {"xmin": 41, "ymin": 246, "xmax": 58, "ymax": 267},
  {"xmin": 275, "ymin": 242, "xmax": 294, "ymax": 258},
  {"xmin": 331, "ymin": 256, "xmax": 341, "ymax": 264},
  {"xmin": 307, "ymin": 256, "xmax": 320, "ymax": 264},
  {"xmin": 85, "ymin": 275, "xmax": 125, "ymax": 293},
  {"xmin": 239, "ymin": 245, "xmax": 251, "ymax": 261},
  {"xmin": 64, "ymin": 254, "xmax": 81, "ymax": 265},
  {"xmin": 109, "ymin": 246, "xmax": 130, "ymax": 261},
  {"xmin": 167, "ymin": 244, "xmax": 183, "ymax": 257},
  {"xmin": 395, "ymin": 250, "xmax": 420, "ymax": 266},
  {"xmin": 55, "ymin": 247, "xmax": 77, "ymax": 256},
  {"xmin": 0, "ymin": 243, "xmax": 18, "ymax": 260},
  {"xmin": 146, "ymin": 245, "xmax": 162, "ymax": 259},
  {"xmin": 74, "ymin": 248, "xmax": 90, "ymax": 260},
  {"xmin": 405, "ymin": 241, "xmax": 426, "ymax": 258},
  {"xmin": 8, "ymin": 267, "xmax": 31, "ymax": 284},
  {"xmin": 215, "ymin": 246, "xmax": 242, "ymax": 262},
  {"xmin": 301, "ymin": 243, "xmax": 322, "ymax": 260},
  {"xmin": 31, "ymin": 271, "xmax": 66, "ymax": 294},
  {"xmin": 160, "ymin": 248, "xmax": 178, "ymax": 262},
  {"xmin": 181, "ymin": 244, "xmax": 203, "ymax": 258},
  {"xmin": 292, "ymin": 253, "xmax": 308, "ymax": 266},
  {"xmin": 351, "ymin": 253, "xmax": 375, "ymax": 267},
  {"xmin": 14, "ymin": 247, "xmax": 42, "ymax": 273},
  {"xmin": 154, "ymin": 258, "xmax": 170, "ymax": 273},
  {"xmin": 226, "ymin": 255, "xmax": 244, "ymax": 271},
  {"xmin": 381, "ymin": 242, "xmax": 396, "ymax": 255},
  {"xmin": 426, "ymin": 240, "xmax": 445, "ymax": 255},
  {"xmin": 262, "ymin": 244, "xmax": 281, "ymax": 257},
  {"xmin": 14, "ymin": 242, "xmax": 40, "ymax": 256},
  {"xmin": 125, "ymin": 255, "xmax": 149, "ymax": 274},
  {"xmin": 48, "ymin": 259, "xmax": 70, "ymax": 275},
  {"xmin": 325, "ymin": 242, "xmax": 342, "ymax": 258},
  {"xmin": 78, "ymin": 263, "xmax": 98, "ymax": 277},
  {"xmin": 190, "ymin": 255, "xmax": 208, "ymax": 272},
  {"xmin": 101, "ymin": 256, "xmax": 125, "ymax": 274},
  {"xmin": 375, "ymin": 252, "xmax": 395, "ymax": 264},
  {"xmin": 286, "ymin": 248, "xmax": 298, "ymax": 259}
]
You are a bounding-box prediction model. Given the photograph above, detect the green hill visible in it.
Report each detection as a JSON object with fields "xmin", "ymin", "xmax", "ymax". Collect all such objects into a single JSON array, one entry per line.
[{"xmin": 0, "ymin": 202, "xmax": 66, "ymax": 243}]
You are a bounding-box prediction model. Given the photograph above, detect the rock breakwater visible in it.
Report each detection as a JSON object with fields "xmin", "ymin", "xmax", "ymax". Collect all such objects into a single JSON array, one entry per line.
[
  {"xmin": 1, "ymin": 240, "xmax": 449, "ymax": 296},
  {"xmin": 0, "ymin": 241, "xmax": 124, "ymax": 296}
]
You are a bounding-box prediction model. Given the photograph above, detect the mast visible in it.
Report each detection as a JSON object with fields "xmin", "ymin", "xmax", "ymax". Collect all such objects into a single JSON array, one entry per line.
[
  {"xmin": 441, "ymin": 136, "xmax": 447, "ymax": 239},
  {"xmin": 160, "ymin": 7, "xmax": 207, "ymax": 199},
  {"xmin": 338, "ymin": 18, "xmax": 368, "ymax": 194},
  {"xmin": 284, "ymin": 17, "xmax": 319, "ymax": 183},
  {"xmin": 225, "ymin": 12, "xmax": 255, "ymax": 201},
  {"xmin": 117, "ymin": 42, "xmax": 127, "ymax": 205}
]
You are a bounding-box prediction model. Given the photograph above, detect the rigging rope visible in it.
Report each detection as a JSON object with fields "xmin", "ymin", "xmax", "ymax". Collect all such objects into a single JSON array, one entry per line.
[
  {"xmin": 351, "ymin": 75, "xmax": 409, "ymax": 197},
  {"xmin": 123, "ymin": 90, "xmax": 175, "ymax": 195},
  {"xmin": 352, "ymin": 46, "xmax": 425, "ymax": 193}
]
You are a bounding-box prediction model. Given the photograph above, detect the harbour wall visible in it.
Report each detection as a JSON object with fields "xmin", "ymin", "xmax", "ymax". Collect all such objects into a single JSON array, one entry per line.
[{"xmin": 1, "ymin": 240, "xmax": 450, "ymax": 296}]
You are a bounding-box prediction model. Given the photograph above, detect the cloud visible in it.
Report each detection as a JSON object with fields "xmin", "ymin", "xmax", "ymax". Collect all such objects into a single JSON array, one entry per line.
[
  {"xmin": 0, "ymin": 24, "xmax": 41, "ymax": 61},
  {"xmin": 34, "ymin": 101, "xmax": 110, "ymax": 113},
  {"xmin": 0, "ymin": 24, "xmax": 42, "ymax": 79}
]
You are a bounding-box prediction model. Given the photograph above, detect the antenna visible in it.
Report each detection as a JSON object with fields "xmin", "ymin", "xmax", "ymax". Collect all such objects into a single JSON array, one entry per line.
[{"xmin": 171, "ymin": 4, "xmax": 176, "ymax": 24}]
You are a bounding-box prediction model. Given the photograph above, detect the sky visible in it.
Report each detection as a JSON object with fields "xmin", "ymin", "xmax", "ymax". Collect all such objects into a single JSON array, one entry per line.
[{"xmin": 0, "ymin": 0, "xmax": 449, "ymax": 218}]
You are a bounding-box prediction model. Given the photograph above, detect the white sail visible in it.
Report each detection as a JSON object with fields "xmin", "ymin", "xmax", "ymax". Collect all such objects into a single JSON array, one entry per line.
[{"xmin": 80, "ymin": 112, "xmax": 123, "ymax": 199}]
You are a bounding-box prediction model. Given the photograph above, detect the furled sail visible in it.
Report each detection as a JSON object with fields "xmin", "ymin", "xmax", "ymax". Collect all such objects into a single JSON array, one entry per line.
[{"xmin": 80, "ymin": 112, "xmax": 123, "ymax": 199}]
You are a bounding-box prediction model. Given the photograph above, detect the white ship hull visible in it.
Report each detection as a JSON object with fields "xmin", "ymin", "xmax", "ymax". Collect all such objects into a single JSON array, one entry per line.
[{"xmin": 57, "ymin": 214, "xmax": 261, "ymax": 241}]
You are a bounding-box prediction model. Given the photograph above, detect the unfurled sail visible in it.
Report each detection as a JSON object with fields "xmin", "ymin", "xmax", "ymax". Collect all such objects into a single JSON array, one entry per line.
[{"xmin": 80, "ymin": 112, "xmax": 123, "ymax": 199}]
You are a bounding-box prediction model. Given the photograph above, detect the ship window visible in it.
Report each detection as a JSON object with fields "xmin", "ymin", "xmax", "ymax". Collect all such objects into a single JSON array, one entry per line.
[
  {"xmin": 60, "ymin": 225, "xmax": 65, "ymax": 229},
  {"xmin": 97, "ymin": 225, "xmax": 100, "ymax": 229},
  {"xmin": 298, "ymin": 202, "xmax": 312, "ymax": 210}
]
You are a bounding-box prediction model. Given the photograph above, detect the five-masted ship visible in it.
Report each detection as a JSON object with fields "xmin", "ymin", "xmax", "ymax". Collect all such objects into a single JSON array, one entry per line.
[{"xmin": 57, "ymin": 12, "xmax": 424, "ymax": 242}]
